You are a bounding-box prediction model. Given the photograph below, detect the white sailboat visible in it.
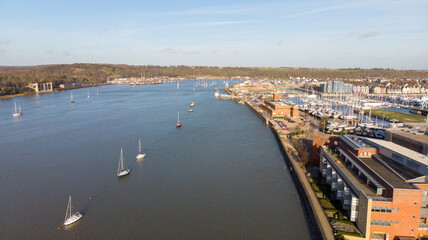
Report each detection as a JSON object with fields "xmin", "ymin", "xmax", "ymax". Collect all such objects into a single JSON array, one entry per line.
[
  {"xmin": 12, "ymin": 102, "xmax": 23, "ymax": 117},
  {"xmin": 64, "ymin": 196, "xmax": 82, "ymax": 226},
  {"xmin": 117, "ymin": 148, "xmax": 130, "ymax": 177},
  {"xmin": 70, "ymin": 92, "xmax": 75, "ymax": 103},
  {"xmin": 87, "ymin": 91, "xmax": 90, "ymax": 99},
  {"xmin": 176, "ymin": 112, "xmax": 182, "ymax": 128},
  {"xmin": 177, "ymin": 81, "xmax": 180, "ymax": 89},
  {"xmin": 96, "ymin": 90, "xmax": 99, "ymax": 96},
  {"xmin": 190, "ymin": 102, "xmax": 195, "ymax": 107},
  {"xmin": 136, "ymin": 139, "xmax": 146, "ymax": 160}
]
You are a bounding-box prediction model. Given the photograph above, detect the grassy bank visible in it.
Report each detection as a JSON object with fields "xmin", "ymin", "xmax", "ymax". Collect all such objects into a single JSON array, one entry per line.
[
  {"xmin": 0, "ymin": 92, "xmax": 33, "ymax": 99},
  {"xmin": 362, "ymin": 109, "xmax": 425, "ymax": 123}
]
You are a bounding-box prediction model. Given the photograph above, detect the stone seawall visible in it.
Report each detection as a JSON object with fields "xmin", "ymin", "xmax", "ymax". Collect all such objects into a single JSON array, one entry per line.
[{"xmin": 244, "ymin": 101, "xmax": 335, "ymax": 240}]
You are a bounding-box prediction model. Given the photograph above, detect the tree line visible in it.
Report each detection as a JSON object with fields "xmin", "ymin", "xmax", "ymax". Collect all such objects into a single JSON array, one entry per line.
[{"xmin": 1, "ymin": 63, "xmax": 427, "ymax": 96}]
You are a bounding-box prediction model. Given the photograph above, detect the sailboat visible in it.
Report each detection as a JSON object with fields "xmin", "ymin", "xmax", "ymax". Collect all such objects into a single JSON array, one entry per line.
[
  {"xmin": 64, "ymin": 196, "xmax": 82, "ymax": 226},
  {"xmin": 117, "ymin": 148, "xmax": 130, "ymax": 177},
  {"xmin": 70, "ymin": 92, "xmax": 75, "ymax": 103},
  {"xmin": 176, "ymin": 112, "xmax": 182, "ymax": 128},
  {"xmin": 177, "ymin": 81, "xmax": 180, "ymax": 89},
  {"xmin": 96, "ymin": 90, "xmax": 99, "ymax": 96},
  {"xmin": 136, "ymin": 139, "xmax": 146, "ymax": 160},
  {"xmin": 190, "ymin": 102, "xmax": 195, "ymax": 107},
  {"xmin": 12, "ymin": 102, "xmax": 23, "ymax": 117},
  {"xmin": 87, "ymin": 91, "xmax": 90, "ymax": 99}
]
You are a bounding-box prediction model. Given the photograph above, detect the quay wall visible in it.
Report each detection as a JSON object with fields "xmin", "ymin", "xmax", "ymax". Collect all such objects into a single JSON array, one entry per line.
[
  {"xmin": 244, "ymin": 101, "xmax": 334, "ymax": 240},
  {"xmin": 244, "ymin": 101, "xmax": 269, "ymax": 125},
  {"xmin": 224, "ymin": 87, "xmax": 232, "ymax": 95}
]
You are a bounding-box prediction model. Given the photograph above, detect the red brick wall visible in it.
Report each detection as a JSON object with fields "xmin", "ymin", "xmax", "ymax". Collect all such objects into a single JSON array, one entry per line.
[
  {"xmin": 292, "ymin": 107, "xmax": 299, "ymax": 118},
  {"xmin": 312, "ymin": 131, "xmax": 339, "ymax": 165},
  {"xmin": 370, "ymin": 188, "xmax": 422, "ymax": 240}
]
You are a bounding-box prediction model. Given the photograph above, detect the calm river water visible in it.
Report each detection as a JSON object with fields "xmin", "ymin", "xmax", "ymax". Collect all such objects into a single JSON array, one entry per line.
[{"xmin": 0, "ymin": 81, "xmax": 312, "ymax": 239}]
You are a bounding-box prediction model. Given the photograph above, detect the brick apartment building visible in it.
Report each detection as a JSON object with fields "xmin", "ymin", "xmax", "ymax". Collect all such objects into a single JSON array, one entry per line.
[{"xmin": 318, "ymin": 134, "xmax": 428, "ymax": 240}]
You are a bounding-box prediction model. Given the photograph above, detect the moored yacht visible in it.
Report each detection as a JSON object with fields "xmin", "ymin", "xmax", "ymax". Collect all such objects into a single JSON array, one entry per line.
[
  {"xmin": 136, "ymin": 139, "xmax": 146, "ymax": 160},
  {"xmin": 117, "ymin": 148, "xmax": 130, "ymax": 178},
  {"xmin": 64, "ymin": 196, "xmax": 82, "ymax": 226},
  {"xmin": 12, "ymin": 102, "xmax": 23, "ymax": 117}
]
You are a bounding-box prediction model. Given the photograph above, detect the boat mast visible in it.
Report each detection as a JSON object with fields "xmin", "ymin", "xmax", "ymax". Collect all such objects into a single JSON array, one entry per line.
[
  {"xmin": 65, "ymin": 196, "xmax": 71, "ymax": 222},
  {"xmin": 177, "ymin": 112, "xmax": 180, "ymax": 124},
  {"xmin": 139, "ymin": 139, "xmax": 141, "ymax": 152},
  {"xmin": 14, "ymin": 102, "xmax": 17, "ymax": 114},
  {"xmin": 118, "ymin": 148, "xmax": 123, "ymax": 174}
]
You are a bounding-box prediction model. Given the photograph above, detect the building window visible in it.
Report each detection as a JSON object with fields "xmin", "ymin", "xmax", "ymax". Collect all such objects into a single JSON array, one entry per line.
[
  {"xmin": 334, "ymin": 141, "xmax": 338, "ymax": 145},
  {"xmin": 370, "ymin": 220, "xmax": 397, "ymax": 226},
  {"xmin": 327, "ymin": 140, "xmax": 330, "ymax": 144},
  {"xmin": 371, "ymin": 207, "xmax": 396, "ymax": 213}
]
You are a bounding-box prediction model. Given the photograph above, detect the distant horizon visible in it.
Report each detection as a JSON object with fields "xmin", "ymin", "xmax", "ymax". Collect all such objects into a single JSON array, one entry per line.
[
  {"xmin": 0, "ymin": 62, "xmax": 427, "ymax": 72},
  {"xmin": 1, "ymin": 0, "xmax": 427, "ymax": 69}
]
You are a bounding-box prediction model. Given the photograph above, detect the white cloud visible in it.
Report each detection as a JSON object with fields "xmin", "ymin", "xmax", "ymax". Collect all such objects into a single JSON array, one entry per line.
[
  {"xmin": 97, "ymin": 28, "xmax": 109, "ymax": 35},
  {"xmin": 278, "ymin": 1, "xmax": 370, "ymax": 19},
  {"xmin": 358, "ymin": 30, "xmax": 381, "ymax": 39},
  {"xmin": 58, "ymin": 50, "xmax": 71, "ymax": 56},
  {"xmin": 157, "ymin": 7, "xmax": 249, "ymax": 16},
  {"xmin": 189, "ymin": 20, "xmax": 256, "ymax": 27},
  {"xmin": 210, "ymin": 49, "xmax": 221, "ymax": 54},
  {"xmin": 159, "ymin": 47, "xmax": 199, "ymax": 55}
]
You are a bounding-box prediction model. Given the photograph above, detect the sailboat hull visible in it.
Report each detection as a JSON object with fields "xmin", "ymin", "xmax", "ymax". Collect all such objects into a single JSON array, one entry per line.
[
  {"xmin": 12, "ymin": 113, "xmax": 22, "ymax": 117},
  {"xmin": 117, "ymin": 169, "xmax": 130, "ymax": 177},
  {"xmin": 64, "ymin": 212, "xmax": 82, "ymax": 225},
  {"xmin": 136, "ymin": 152, "xmax": 146, "ymax": 159}
]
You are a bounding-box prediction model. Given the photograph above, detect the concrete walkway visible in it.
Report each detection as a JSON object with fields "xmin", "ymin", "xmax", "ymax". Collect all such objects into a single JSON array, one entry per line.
[{"xmin": 282, "ymin": 139, "xmax": 335, "ymax": 240}]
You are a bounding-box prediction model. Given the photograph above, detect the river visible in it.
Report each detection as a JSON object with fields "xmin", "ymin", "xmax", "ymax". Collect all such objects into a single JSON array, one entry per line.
[{"xmin": 0, "ymin": 81, "xmax": 312, "ymax": 239}]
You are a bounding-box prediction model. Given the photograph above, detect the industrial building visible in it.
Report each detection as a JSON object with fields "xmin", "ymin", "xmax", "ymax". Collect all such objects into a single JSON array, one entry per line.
[
  {"xmin": 259, "ymin": 93, "xmax": 299, "ymax": 118},
  {"xmin": 27, "ymin": 82, "xmax": 53, "ymax": 93}
]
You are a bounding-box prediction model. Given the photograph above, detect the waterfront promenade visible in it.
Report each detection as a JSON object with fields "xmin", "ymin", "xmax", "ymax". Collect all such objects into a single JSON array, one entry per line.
[{"xmin": 242, "ymin": 99, "xmax": 335, "ymax": 240}]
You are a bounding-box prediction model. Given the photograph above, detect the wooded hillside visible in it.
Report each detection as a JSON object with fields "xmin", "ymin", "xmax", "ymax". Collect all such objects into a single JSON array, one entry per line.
[{"xmin": 1, "ymin": 64, "xmax": 427, "ymax": 96}]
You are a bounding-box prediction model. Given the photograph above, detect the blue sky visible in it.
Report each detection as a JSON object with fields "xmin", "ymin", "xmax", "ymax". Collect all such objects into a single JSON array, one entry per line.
[{"xmin": 0, "ymin": 0, "xmax": 427, "ymax": 69}]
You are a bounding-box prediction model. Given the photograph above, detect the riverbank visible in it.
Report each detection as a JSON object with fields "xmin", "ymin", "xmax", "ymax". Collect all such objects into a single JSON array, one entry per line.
[
  {"xmin": 0, "ymin": 84, "xmax": 108, "ymax": 99},
  {"xmin": 0, "ymin": 92, "xmax": 33, "ymax": 99},
  {"xmin": 240, "ymin": 98, "xmax": 335, "ymax": 240}
]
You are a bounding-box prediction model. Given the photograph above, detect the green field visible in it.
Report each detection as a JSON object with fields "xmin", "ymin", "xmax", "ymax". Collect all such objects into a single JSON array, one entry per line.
[{"xmin": 364, "ymin": 109, "xmax": 426, "ymax": 123}]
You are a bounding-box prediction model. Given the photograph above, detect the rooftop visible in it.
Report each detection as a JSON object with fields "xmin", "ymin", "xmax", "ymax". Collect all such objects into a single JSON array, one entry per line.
[
  {"xmin": 364, "ymin": 137, "xmax": 428, "ymax": 166},
  {"xmin": 340, "ymin": 135, "xmax": 377, "ymax": 151},
  {"xmin": 363, "ymin": 156, "xmax": 415, "ymax": 189},
  {"xmin": 388, "ymin": 129, "xmax": 428, "ymax": 143},
  {"xmin": 268, "ymin": 101, "xmax": 289, "ymax": 106}
]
